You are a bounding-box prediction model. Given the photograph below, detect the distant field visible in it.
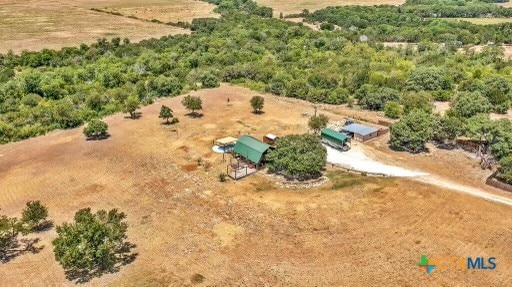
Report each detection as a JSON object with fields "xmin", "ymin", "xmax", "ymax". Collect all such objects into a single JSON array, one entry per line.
[
  {"xmin": 255, "ymin": 0, "xmax": 405, "ymax": 16},
  {"xmin": 0, "ymin": 0, "xmax": 217, "ymax": 54},
  {"xmin": 84, "ymin": 0, "xmax": 219, "ymax": 23},
  {"xmin": 440, "ymin": 17, "xmax": 512, "ymax": 25}
]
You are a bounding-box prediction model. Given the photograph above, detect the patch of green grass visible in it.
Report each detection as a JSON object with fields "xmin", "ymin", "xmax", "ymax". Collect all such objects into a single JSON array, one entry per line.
[{"xmin": 326, "ymin": 170, "xmax": 393, "ymax": 191}]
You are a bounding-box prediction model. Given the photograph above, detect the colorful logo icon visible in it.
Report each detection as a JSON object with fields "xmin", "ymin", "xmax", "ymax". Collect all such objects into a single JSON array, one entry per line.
[{"xmin": 417, "ymin": 255, "xmax": 436, "ymax": 274}]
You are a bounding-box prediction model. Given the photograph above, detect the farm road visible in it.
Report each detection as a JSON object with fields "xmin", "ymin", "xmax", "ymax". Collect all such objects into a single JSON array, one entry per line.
[{"xmin": 326, "ymin": 146, "xmax": 512, "ymax": 207}]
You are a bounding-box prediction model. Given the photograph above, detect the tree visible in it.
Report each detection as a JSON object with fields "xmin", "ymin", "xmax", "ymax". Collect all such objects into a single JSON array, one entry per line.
[
  {"xmin": 53, "ymin": 208, "xmax": 135, "ymax": 282},
  {"xmin": 449, "ymin": 92, "xmax": 492, "ymax": 118},
  {"xmin": 124, "ymin": 96, "xmax": 140, "ymax": 119},
  {"xmin": 159, "ymin": 105, "xmax": 173, "ymax": 124},
  {"xmin": 267, "ymin": 134, "xmax": 327, "ymax": 180},
  {"xmin": 390, "ymin": 110, "xmax": 435, "ymax": 153},
  {"xmin": 21, "ymin": 201, "xmax": 49, "ymax": 232},
  {"xmin": 384, "ymin": 101, "xmax": 403, "ymax": 119},
  {"xmin": 356, "ymin": 85, "xmax": 400, "ymax": 111},
  {"xmin": 482, "ymin": 76, "xmax": 511, "ymax": 114},
  {"xmin": 401, "ymin": 91, "xmax": 432, "ymax": 114},
  {"xmin": 250, "ymin": 95, "xmax": 264, "ymax": 114},
  {"xmin": 434, "ymin": 115, "xmax": 464, "ymax": 145},
  {"xmin": 181, "ymin": 95, "xmax": 202, "ymax": 116},
  {"xmin": 406, "ymin": 67, "xmax": 450, "ymax": 92},
  {"xmin": 83, "ymin": 119, "xmax": 108, "ymax": 140},
  {"xmin": 0, "ymin": 214, "xmax": 23, "ymax": 259},
  {"xmin": 308, "ymin": 114, "xmax": 329, "ymax": 135},
  {"xmin": 496, "ymin": 155, "xmax": 512, "ymax": 184}
]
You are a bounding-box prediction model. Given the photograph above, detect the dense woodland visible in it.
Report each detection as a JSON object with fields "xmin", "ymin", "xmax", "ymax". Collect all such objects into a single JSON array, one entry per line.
[
  {"xmin": 304, "ymin": 0, "xmax": 512, "ymax": 43},
  {"xmin": 1, "ymin": 0, "xmax": 512, "ymax": 181}
]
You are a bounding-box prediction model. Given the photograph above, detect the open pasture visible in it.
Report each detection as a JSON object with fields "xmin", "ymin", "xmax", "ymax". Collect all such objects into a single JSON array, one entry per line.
[{"xmin": 1, "ymin": 84, "xmax": 511, "ymax": 286}]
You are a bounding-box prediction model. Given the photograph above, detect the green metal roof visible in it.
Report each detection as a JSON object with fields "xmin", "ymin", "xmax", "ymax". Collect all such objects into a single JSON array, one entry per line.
[
  {"xmin": 321, "ymin": 128, "xmax": 348, "ymax": 143},
  {"xmin": 233, "ymin": 135, "xmax": 270, "ymax": 164}
]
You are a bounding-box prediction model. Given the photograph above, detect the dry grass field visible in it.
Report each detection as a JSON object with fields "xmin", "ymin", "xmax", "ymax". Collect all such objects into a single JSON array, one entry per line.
[
  {"xmin": 441, "ymin": 17, "xmax": 512, "ymax": 25},
  {"xmin": 0, "ymin": 84, "xmax": 511, "ymax": 286},
  {"xmin": 0, "ymin": 0, "xmax": 217, "ymax": 54},
  {"xmin": 84, "ymin": 0, "xmax": 219, "ymax": 23},
  {"xmin": 255, "ymin": 0, "xmax": 405, "ymax": 16}
]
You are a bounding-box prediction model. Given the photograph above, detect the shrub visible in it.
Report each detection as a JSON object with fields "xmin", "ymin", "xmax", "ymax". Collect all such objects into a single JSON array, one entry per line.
[
  {"xmin": 21, "ymin": 201, "xmax": 50, "ymax": 231},
  {"xmin": 219, "ymin": 173, "xmax": 227, "ymax": 182},
  {"xmin": 83, "ymin": 119, "xmax": 108, "ymax": 140},
  {"xmin": 384, "ymin": 101, "xmax": 403, "ymax": 119},
  {"xmin": 496, "ymin": 155, "xmax": 512, "ymax": 184}
]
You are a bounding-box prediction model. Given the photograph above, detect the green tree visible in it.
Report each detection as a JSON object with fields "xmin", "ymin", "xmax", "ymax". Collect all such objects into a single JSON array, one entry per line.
[
  {"xmin": 496, "ymin": 155, "xmax": 512, "ymax": 184},
  {"xmin": 250, "ymin": 95, "xmax": 265, "ymax": 114},
  {"xmin": 0, "ymin": 214, "xmax": 23, "ymax": 259},
  {"xmin": 406, "ymin": 67, "xmax": 448, "ymax": 92},
  {"xmin": 124, "ymin": 96, "xmax": 140, "ymax": 119},
  {"xmin": 384, "ymin": 101, "xmax": 403, "ymax": 119},
  {"xmin": 390, "ymin": 110, "xmax": 435, "ymax": 153},
  {"xmin": 482, "ymin": 76, "xmax": 511, "ymax": 114},
  {"xmin": 83, "ymin": 119, "xmax": 108, "ymax": 140},
  {"xmin": 267, "ymin": 134, "xmax": 327, "ymax": 180},
  {"xmin": 434, "ymin": 115, "xmax": 464, "ymax": 145},
  {"xmin": 449, "ymin": 92, "xmax": 492, "ymax": 118},
  {"xmin": 159, "ymin": 105, "xmax": 173, "ymax": 124},
  {"xmin": 53, "ymin": 208, "xmax": 135, "ymax": 282},
  {"xmin": 181, "ymin": 95, "xmax": 202, "ymax": 116},
  {"xmin": 308, "ymin": 114, "xmax": 329, "ymax": 135},
  {"xmin": 401, "ymin": 91, "xmax": 432, "ymax": 114},
  {"xmin": 21, "ymin": 201, "xmax": 50, "ymax": 232}
]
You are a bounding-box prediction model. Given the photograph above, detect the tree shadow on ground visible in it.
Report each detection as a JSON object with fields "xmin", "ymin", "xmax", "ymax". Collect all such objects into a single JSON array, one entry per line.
[
  {"xmin": 85, "ymin": 134, "xmax": 111, "ymax": 141},
  {"xmin": 64, "ymin": 242, "xmax": 138, "ymax": 284},
  {"xmin": 125, "ymin": 112, "xmax": 142, "ymax": 120},
  {"xmin": 433, "ymin": 141, "xmax": 458, "ymax": 151},
  {"xmin": 252, "ymin": 110, "xmax": 265, "ymax": 115},
  {"xmin": 33, "ymin": 221, "xmax": 54, "ymax": 232},
  {"xmin": 185, "ymin": 112, "xmax": 203, "ymax": 118},
  {"xmin": 0, "ymin": 238, "xmax": 44, "ymax": 264}
]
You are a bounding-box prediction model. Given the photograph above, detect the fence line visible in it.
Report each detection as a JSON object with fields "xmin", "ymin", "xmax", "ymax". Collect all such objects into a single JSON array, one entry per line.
[{"xmin": 486, "ymin": 171, "xmax": 512, "ymax": 193}]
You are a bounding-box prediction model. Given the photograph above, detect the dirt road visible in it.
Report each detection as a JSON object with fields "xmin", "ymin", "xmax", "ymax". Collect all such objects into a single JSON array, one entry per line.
[
  {"xmin": 327, "ymin": 145, "xmax": 512, "ymax": 207},
  {"xmin": 418, "ymin": 176, "xmax": 512, "ymax": 207}
]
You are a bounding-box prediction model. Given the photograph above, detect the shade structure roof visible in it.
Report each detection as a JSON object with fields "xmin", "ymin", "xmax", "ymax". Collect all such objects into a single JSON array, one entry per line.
[
  {"xmin": 215, "ymin": 137, "xmax": 238, "ymax": 146},
  {"xmin": 233, "ymin": 135, "xmax": 271, "ymax": 164},
  {"xmin": 265, "ymin": 133, "xmax": 278, "ymax": 140},
  {"xmin": 341, "ymin": 124, "xmax": 379, "ymax": 136}
]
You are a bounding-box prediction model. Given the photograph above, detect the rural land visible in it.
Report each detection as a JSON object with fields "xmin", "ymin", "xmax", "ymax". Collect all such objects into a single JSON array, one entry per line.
[{"xmin": 1, "ymin": 0, "xmax": 512, "ymax": 286}]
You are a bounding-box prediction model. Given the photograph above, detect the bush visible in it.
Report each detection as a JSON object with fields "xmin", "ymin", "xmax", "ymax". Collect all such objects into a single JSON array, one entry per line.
[
  {"xmin": 496, "ymin": 155, "xmax": 512, "ymax": 184},
  {"xmin": 170, "ymin": 117, "xmax": 179, "ymax": 124},
  {"xmin": 83, "ymin": 119, "xmax": 108, "ymax": 140},
  {"xmin": 250, "ymin": 95, "xmax": 264, "ymax": 114},
  {"xmin": 384, "ymin": 101, "xmax": 403, "ymax": 119},
  {"xmin": 219, "ymin": 173, "xmax": 227, "ymax": 182},
  {"xmin": 267, "ymin": 134, "xmax": 327, "ymax": 180},
  {"xmin": 21, "ymin": 201, "xmax": 50, "ymax": 231}
]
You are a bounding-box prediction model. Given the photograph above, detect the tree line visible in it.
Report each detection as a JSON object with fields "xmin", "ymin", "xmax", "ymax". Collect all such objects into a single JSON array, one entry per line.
[{"xmin": 302, "ymin": 0, "xmax": 512, "ymax": 44}]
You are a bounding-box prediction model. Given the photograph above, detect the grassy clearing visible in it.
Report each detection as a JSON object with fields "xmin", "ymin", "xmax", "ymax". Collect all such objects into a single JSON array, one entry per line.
[
  {"xmin": 438, "ymin": 17, "xmax": 512, "ymax": 25},
  {"xmin": 326, "ymin": 170, "xmax": 395, "ymax": 191},
  {"xmin": 255, "ymin": 0, "xmax": 405, "ymax": 16}
]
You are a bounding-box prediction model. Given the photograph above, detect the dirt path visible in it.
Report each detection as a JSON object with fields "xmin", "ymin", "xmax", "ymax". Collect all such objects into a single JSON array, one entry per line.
[
  {"xmin": 327, "ymin": 145, "xmax": 512, "ymax": 207},
  {"xmin": 418, "ymin": 176, "xmax": 512, "ymax": 207}
]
